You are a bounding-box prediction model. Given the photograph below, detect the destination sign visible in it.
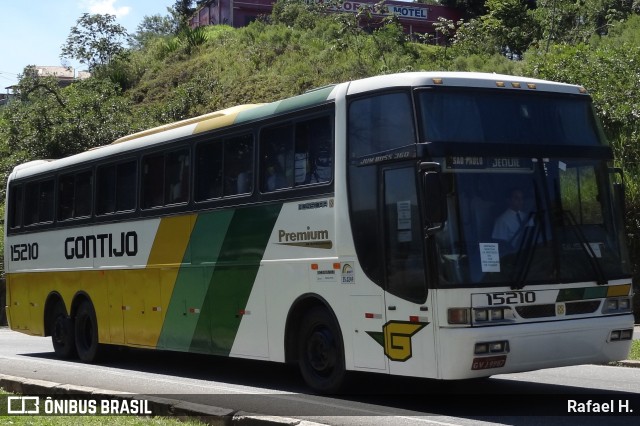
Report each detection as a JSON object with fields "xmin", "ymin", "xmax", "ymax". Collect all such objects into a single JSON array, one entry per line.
[{"xmin": 445, "ymin": 157, "xmax": 534, "ymax": 170}]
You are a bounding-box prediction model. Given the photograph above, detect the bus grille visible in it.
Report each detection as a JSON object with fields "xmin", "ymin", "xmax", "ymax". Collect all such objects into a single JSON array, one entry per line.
[
  {"xmin": 565, "ymin": 300, "xmax": 601, "ymax": 315},
  {"xmin": 516, "ymin": 301, "xmax": 601, "ymax": 318},
  {"xmin": 515, "ymin": 304, "xmax": 555, "ymax": 318}
]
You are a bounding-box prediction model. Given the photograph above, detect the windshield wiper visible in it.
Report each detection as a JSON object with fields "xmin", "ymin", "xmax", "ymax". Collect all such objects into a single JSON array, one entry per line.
[
  {"xmin": 510, "ymin": 211, "xmax": 543, "ymax": 290},
  {"xmin": 562, "ymin": 210, "xmax": 607, "ymax": 285}
]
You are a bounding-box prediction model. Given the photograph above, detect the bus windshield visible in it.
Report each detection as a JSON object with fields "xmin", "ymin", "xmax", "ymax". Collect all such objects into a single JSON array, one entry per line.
[
  {"xmin": 417, "ymin": 88, "xmax": 603, "ymax": 146},
  {"xmin": 432, "ymin": 157, "xmax": 631, "ymax": 287}
]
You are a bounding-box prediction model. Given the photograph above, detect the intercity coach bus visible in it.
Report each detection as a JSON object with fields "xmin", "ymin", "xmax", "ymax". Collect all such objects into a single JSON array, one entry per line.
[{"xmin": 4, "ymin": 72, "xmax": 634, "ymax": 393}]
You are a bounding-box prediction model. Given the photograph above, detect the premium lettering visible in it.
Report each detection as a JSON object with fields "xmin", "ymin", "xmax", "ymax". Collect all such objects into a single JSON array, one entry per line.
[
  {"xmin": 64, "ymin": 231, "xmax": 138, "ymax": 259},
  {"xmin": 278, "ymin": 228, "xmax": 329, "ymax": 243}
]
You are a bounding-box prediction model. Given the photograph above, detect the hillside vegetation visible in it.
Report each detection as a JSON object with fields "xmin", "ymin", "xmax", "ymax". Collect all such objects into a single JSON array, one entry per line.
[{"xmin": 1, "ymin": 1, "xmax": 640, "ymax": 309}]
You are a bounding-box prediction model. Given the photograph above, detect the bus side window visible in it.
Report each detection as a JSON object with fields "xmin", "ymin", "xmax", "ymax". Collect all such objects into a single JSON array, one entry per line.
[
  {"xmin": 74, "ymin": 171, "xmax": 92, "ymax": 218},
  {"xmin": 348, "ymin": 92, "xmax": 415, "ymax": 158},
  {"xmin": 97, "ymin": 161, "xmax": 137, "ymax": 215},
  {"xmin": 195, "ymin": 140, "xmax": 223, "ymax": 201},
  {"xmin": 165, "ymin": 148, "xmax": 190, "ymax": 205},
  {"xmin": 261, "ymin": 125, "xmax": 293, "ymax": 192},
  {"xmin": 298, "ymin": 116, "xmax": 332, "ymax": 185},
  {"xmin": 142, "ymin": 153, "xmax": 165, "ymax": 209},
  {"xmin": 116, "ymin": 161, "xmax": 137, "ymax": 212},
  {"xmin": 96, "ymin": 164, "xmax": 117, "ymax": 215},
  {"xmin": 59, "ymin": 170, "xmax": 93, "ymax": 221},
  {"xmin": 58, "ymin": 174, "xmax": 76, "ymax": 220},
  {"xmin": 8, "ymin": 184, "xmax": 23, "ymax": 229},
  {"xmin": 224, "ymin": 134, "xmax": 253, "ymax": 196},
  {"xmin": 24, "ymin": 179, "xmax": 54, "ymax": 226}
]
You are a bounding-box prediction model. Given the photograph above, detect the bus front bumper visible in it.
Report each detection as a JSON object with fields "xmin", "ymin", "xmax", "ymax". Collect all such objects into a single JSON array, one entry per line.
[{"xmin": 437, "ymin": 314, "xmax": 634, "ymax": 380}]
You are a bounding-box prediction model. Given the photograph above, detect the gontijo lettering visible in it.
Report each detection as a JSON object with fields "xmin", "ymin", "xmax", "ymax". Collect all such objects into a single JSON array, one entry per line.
[{"xmin": 64, "ymin": 231, "xmax": 138, "ymax": 259}]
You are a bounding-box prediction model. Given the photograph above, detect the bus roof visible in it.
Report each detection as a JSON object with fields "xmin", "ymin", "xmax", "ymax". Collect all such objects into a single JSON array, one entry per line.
[
  {"xmin": 8, "ymin": 72, "xmax": 588, "ymax": 181},
  {"xmin": 345, "ymin": 72, "xmax": 588, "ymax": 96}
]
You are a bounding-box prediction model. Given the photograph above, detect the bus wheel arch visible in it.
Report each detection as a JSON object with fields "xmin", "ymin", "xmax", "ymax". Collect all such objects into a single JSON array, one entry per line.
[
  {"xmin": 72, "ymin": 294, "xmax": 101, "ymax": 363},
  {"xmin": 285, "ymin": 295, "xmax": 346, "ymax": 393},
  {"xmin": 44, "ymin": 293, "xmax": 76, "ymax": 359}
]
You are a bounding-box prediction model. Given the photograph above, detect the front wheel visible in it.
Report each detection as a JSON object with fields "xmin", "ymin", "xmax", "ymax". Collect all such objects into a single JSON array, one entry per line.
[
  {"xmin": 74, "ymin": 300, "xmax": 101, "ymax": 363},
  {"xmin": 298, "ymin": 307, "xmax": 346, "ymax": 394}
]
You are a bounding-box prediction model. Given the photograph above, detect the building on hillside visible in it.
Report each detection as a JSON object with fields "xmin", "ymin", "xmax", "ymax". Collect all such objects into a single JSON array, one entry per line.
[
  {"xmin": 3, "ymin": 66, "xmax": 91, "ymax": 102},
  {"xmin": 31, "ymin": 66, "xmax": 91, "ymax": 88},
  {"xmin": 0, "ymin": 92, "xmax": 12, "ymax": 107},
  {"xmin": 189, "ymin": 0, "xmax": 461, "ymax": 39}
]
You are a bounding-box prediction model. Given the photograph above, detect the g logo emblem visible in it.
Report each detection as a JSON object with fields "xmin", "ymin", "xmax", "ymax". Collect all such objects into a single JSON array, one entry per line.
[{"xmin": 364, "ymin": 321, "xmax": 426, "ymax": 361}]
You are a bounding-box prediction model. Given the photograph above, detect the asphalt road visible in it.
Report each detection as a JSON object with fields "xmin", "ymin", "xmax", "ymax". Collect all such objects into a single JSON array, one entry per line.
[{"xmin": 0, "ymin": 327, "xmax": 639, "ymax": 426}]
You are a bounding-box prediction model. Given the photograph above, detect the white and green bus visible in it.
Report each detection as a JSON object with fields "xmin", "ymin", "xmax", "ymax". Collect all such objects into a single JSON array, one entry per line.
[{"xmin": 5, "ymin": 72, "xmax": 634, "ymax": 393}]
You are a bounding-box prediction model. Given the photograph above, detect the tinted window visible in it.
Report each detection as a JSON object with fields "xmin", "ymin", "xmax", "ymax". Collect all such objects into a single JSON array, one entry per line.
[
  {"xmin": 142, "ymin": 148, "xmax": 190, "ymax": 209},
  {"xmin": 58, "ymin": 170, "xmax": 92, "ymax": 221},
  {"xmin": 195, "ymin": 134, "xmax": 253, "ymax": 202},
  {"xmin": 348, "ymin": 92, "xmax": 415, "ymax": 159},
  {"xmin": 8, "ymin": 185, "xmax": 23, "ymax": 229},
  {"xmin": 24, "ymin": 179, "xmax": 54, "ymax": 225},
  {"xmin": 417, "ymin": 89, "xmax": 603, "ymax": 146},
  {"xmin": 261, "ymin": 115, "xmax": 333, "ymax": 193},
  {"xmin": 96, "ymin": 160, "xmax": 137, "ymax": 215}
]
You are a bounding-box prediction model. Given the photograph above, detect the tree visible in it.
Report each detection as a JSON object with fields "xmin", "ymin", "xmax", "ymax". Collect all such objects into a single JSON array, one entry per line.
[
  {"xmin": 131, "ymin": 14, "xmax": 177, "ymax": 48},
  {"xmin": 452, "ymin": 0, "xmax": 538, "ymax": 57},
  {"xmin": 437, "ymin": 0, "xmax": 488, "ymax": 19},
  {"xmin": 170, "ymin": 0, "xmax": 196, "ymax": 32},
  {"xmin": 533, "ymin": 0, "xmax": 637, "ymax": 49},
  {"xmin": 60, "ymin": 13, "xmax": 129, "ymax": 71},
  {"xmin": 0, "ymin": 67, "xmax": 135, "ymax": 161}
]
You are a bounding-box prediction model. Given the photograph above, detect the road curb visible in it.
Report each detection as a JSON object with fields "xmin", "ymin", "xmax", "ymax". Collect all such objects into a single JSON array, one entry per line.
[
  {"xmin": 0, "ymin": 374, "xmax": 326, "ymax": 426},
  {"xmin": 611, "ymin": 360, "xmax": 640, "ymax": 368}
]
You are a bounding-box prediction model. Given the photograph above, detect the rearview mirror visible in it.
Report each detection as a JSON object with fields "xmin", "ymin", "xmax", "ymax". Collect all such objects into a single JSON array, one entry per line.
[{"xmin": 420, "ymin": 162, "xmax": 448, "ymax": 235}]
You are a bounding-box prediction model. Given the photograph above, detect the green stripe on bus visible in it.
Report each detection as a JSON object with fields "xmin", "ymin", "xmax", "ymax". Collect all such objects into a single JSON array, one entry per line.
[
  {"xmin": 158, "ymin": 210, "xmax": 234, "ymax": 351},
  {"xmin": 189, "ymin": 203, "xmax": 282, "ymax": 355},
  {"xmin": 234, "ymin": 85, "xmax": 335, "ymax": 125},
  {"xmin": 556, "ymin": 286, "xmax": 608, "ymax": 302}
]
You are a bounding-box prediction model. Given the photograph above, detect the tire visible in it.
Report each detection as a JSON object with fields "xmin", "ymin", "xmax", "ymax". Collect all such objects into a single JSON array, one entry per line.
[
  {"xmin": 298, "ymin": 307, "xmax": 346, "ymax": 394},
  {"xmin": 50, "ymin": 302, "xmax": 76, "ymax": 359},
  {"xmin": 74, "ymin": 300, "xmax": 101, "ymax": 363}
]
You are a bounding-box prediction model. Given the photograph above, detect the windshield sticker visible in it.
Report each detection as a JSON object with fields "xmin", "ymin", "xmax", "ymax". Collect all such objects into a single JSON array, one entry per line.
[
  {"xmin": 446, "ymin": 156, "xmax": 533, "ymax": 171},
  {"xmin": 479, "ymin": 242, "xmax": 500, "ymax": 272}
]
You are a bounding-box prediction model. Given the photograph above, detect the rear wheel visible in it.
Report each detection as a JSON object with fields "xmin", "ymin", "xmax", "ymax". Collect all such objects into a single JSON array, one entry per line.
[
  {"xmin": 50, "ymin": 302, "xmax": 76, "ymax": 359},
  {"xmin": 298, "ymin": 307, "xmax": 346, "ymax": 394},
  {"xmin": 74, "ymin": 300, "xmax": 101, "ymax": 362}
]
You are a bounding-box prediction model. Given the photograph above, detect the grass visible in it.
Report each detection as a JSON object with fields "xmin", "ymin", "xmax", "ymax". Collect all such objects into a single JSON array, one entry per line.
[
  {"xmin": 628, "ymin": 340, "xmax": 640, "ymax": 361},
  {"xmin": 0, "ymin": 389, "xmax": 206, "ymax": 425}
]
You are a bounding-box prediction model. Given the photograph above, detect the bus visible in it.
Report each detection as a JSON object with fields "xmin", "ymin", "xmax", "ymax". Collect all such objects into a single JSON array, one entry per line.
[{"xmin": 4, "ymin": 72, "xmax": 634, "ymax": 393}]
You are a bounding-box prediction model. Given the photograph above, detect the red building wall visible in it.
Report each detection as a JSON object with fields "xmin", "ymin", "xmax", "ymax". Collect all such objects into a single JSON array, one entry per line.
[{"xmin": 190, "ymin": 0, "xmax": 461, "ymax": 37}]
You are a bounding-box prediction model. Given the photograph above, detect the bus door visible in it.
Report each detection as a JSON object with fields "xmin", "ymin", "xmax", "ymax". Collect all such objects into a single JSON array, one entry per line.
[{"xmin": 382, "ymin": 166, "xmax": 437, "ymax": 379}]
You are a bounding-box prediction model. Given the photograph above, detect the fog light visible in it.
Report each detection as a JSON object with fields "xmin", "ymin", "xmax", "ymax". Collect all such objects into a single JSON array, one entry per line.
[
  {"xmin": 489, "ymin": 342, "xmax": 504, "ymax": 353},
  {"xmin": 620, "ymin": 329, "xmax": 633, "ymax": 340},
  {"xmin": 475, "ymin": 343, "xmax": 489, "ymax": 354}
]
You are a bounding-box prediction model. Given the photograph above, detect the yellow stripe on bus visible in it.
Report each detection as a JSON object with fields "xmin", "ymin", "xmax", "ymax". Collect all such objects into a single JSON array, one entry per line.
[
  {"xmin": 193, "ymin": 104, "xmax": 263, "ymax": 134},
  {"xmin": 607, "ymin": 284, "xmax": 632, "ymax": 297},
  {"xmin": 144, "ymin": 214, "xmax": 197, "ymax": 346}
]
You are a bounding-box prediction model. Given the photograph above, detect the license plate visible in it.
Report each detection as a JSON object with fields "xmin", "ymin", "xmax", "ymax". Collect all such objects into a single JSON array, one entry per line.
[{"xmin": 471, "ymin": 355, "xmax": 507, "ymax": 370}]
